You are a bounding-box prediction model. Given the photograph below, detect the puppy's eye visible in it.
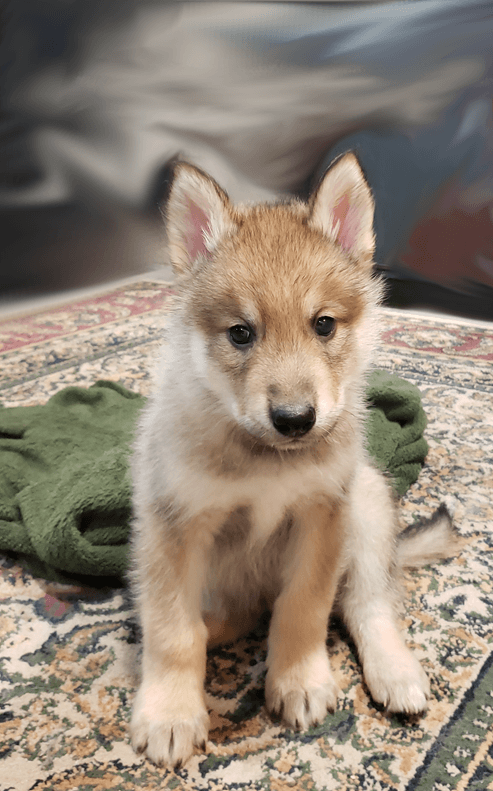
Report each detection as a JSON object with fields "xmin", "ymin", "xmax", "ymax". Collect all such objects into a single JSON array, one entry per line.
[
  {"xmin": 228, "ymin": 324, "xmax": 254, "ymax": 347},
  {"xmin": 314, "ymin": 316, "xmax": 336, "ymax": 337}
]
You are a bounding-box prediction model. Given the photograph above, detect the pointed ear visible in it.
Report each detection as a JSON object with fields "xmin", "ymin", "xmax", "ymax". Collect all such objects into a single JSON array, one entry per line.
[
  {"xmin": 165, "ymin": 163, "xmax": 235, "ymax": 274},
  {"xmin": 308, "ymin": 152, "xmax": 375, "ymax": 263}
]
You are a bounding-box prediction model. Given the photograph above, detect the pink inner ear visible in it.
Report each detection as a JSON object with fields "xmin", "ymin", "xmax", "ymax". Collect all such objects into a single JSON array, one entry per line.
[
  {"xmin": 185, "ymin": 197, "xmax": 211, "ymax": 261},
  {"xmin": 332, "ymin": 194, "xmax": 358, "ymax": 252}
]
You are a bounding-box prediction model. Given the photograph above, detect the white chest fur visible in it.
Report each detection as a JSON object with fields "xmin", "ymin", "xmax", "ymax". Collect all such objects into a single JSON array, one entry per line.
[{"xmin": 168, "ymin": 454, "xmax": 346, "ymax": 544}]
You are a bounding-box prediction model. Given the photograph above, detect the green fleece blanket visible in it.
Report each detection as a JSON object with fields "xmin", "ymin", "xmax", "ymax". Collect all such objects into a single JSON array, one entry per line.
[{"xmin": 0, "ymin": 373, "xmax": 428, "ymax": 584}]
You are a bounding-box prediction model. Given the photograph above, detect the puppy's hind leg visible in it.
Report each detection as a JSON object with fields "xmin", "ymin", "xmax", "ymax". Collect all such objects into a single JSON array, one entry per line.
[{"xmin": 340, "ymin": 465, "xmax": 430, "ymax": 714}]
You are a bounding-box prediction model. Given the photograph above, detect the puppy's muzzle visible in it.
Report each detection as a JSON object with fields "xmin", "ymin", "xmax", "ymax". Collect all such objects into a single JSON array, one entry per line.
[{"xmin": 270, "ymin": 405, "xmax": 316, "ymax": 438}]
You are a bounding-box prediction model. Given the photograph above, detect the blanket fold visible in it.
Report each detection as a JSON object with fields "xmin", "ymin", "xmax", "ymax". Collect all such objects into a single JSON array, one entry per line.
[
  {"xmin": 365, "ymin": 369, "xmax": 429, "ymax": 496},
  {"xmin": 0, "ymin": 373, "xmax": 428, "ymax": 583}
]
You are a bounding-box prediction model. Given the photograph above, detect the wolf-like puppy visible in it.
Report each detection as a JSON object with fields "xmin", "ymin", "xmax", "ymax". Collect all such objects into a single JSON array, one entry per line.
[{"xmin": 130, "ymin": 153, "xmax": 454, "ymax": 768}]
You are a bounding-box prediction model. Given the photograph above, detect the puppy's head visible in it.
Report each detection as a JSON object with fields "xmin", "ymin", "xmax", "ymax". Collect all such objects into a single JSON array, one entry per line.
[{"xmin": 165, "ymin": 154, "xmax": 382, "ymax": 450}]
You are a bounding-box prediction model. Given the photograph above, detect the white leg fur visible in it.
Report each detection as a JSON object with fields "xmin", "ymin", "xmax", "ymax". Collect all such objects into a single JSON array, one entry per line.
[
  {"xmin": 341, "ymin": 464, "xmax": 430, "ymax": 713},
  {"xmin": 131, "ymin": 663, "xmax": 209, "ymax": 768}
]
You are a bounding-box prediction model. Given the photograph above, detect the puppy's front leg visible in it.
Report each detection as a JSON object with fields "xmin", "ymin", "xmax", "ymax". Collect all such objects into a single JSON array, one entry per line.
[
  {"xmin": 265, "ymin": 500, "xmax": 345, "ymax": 730},
  {"xmin": 341, "ymin": 464, "xmax": 430, "ymax": 714},
  {"xmin": 131, "ymin": 508, "xmax": 219, "ymax": 768}
]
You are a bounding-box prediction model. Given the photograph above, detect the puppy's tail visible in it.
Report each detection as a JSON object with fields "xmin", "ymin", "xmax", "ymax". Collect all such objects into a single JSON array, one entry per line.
[{"xmin": 396, "ymin": 502, "xmax": 459, "ymax": 569}]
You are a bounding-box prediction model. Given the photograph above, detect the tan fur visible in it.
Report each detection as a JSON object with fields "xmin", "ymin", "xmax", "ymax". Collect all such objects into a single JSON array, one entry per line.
[{"xmin": 130, "ymin": 154, "xmax": 455, "ymax": 768}]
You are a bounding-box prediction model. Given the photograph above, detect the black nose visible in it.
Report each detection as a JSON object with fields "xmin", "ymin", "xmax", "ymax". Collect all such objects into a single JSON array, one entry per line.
[{"xmin": 270, "ymin": 406, "xmax": 316, "ymax": 437}]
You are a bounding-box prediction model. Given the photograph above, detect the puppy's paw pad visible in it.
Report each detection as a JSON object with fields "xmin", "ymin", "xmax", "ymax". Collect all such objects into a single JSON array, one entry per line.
[
  {"xmin": 365, "ymin": 655, "xmax": 430, "ymax": 715},
  {"xmin": 131, "ymin": 714, "xmax": 209, "ymax": 767},
  {"xmin": 131, "ymin": 690, "xmax": 209, "ymax": 767},
  {"xmin": 266, "ymin": 671, "xmax": 339, "ymax": 730},
  {"xmin": 384, "ymin": 672, "xmax": 430, "ymax": 715}
]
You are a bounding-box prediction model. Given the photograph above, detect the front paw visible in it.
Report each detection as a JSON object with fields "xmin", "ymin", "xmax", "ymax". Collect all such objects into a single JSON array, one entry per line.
[
  {"xmin": 265, "ymin": 649, "xmax": 339, "ymax": 730},
  {"xmin": 130, "ymin": 681, "xmax": 209, "ymax": 768},
  {"xmin": 364, "ymin": 648, "xmax": 430, "ymax": 714}
]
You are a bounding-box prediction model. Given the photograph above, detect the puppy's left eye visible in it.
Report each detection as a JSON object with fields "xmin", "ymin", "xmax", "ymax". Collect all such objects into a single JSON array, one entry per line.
[
  {"xmin": 228, "ymin": 324, "xmax": 255, "ymax": 347},
  {"xmin": 314, "ymin": 316, "xmax": 336, "ymax": 337}
]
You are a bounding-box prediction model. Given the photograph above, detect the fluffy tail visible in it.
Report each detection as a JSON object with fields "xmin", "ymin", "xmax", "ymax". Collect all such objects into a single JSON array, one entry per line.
[{"xmin": 396, "ymin": 503, "xmax": 459, "ymax": 569}]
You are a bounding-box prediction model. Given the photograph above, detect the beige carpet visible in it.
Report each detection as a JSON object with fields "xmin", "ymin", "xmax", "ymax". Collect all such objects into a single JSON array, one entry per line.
[{"xmin": 0, "ymin": 282, "xmax": 492, "ymax": 790}]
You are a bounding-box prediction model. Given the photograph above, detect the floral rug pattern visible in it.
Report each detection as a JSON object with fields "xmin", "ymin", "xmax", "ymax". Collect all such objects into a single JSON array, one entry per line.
[{"xmin": 0, "ymin": 283, "xmax": 492, "ymax": 791}]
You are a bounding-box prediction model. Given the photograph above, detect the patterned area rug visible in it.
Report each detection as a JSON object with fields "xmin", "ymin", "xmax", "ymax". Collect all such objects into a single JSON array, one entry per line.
[{"xmin": 1, "ymin": 282, "xmax": 492, "ymax": 791}]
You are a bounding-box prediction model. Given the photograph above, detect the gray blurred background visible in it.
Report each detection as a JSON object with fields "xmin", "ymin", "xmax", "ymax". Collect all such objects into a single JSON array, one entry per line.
[{"xmin": 1, "ymin": 0, "xmax": 493, "ymax": 318}]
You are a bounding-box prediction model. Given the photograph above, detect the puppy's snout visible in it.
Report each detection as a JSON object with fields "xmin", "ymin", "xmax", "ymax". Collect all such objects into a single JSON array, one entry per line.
[{"xmin": 270, "ymin": 405, "xmax": 316, "ymax": 438}]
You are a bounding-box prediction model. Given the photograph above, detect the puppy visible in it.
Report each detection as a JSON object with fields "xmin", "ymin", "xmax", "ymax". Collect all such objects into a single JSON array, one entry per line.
[{"xmin": 130, "ymin": 153, "xmax": 455, "ymax": 768}]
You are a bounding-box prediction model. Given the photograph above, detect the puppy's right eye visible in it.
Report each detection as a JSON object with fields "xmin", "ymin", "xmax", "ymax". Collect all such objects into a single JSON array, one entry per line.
[
  {"xmin": 228, "ymin": 324, "xmax": 254, "ymax": 347},
  {"xmin": 314, "ymin": 316, "xmax": 336, "ymax": 338}
]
